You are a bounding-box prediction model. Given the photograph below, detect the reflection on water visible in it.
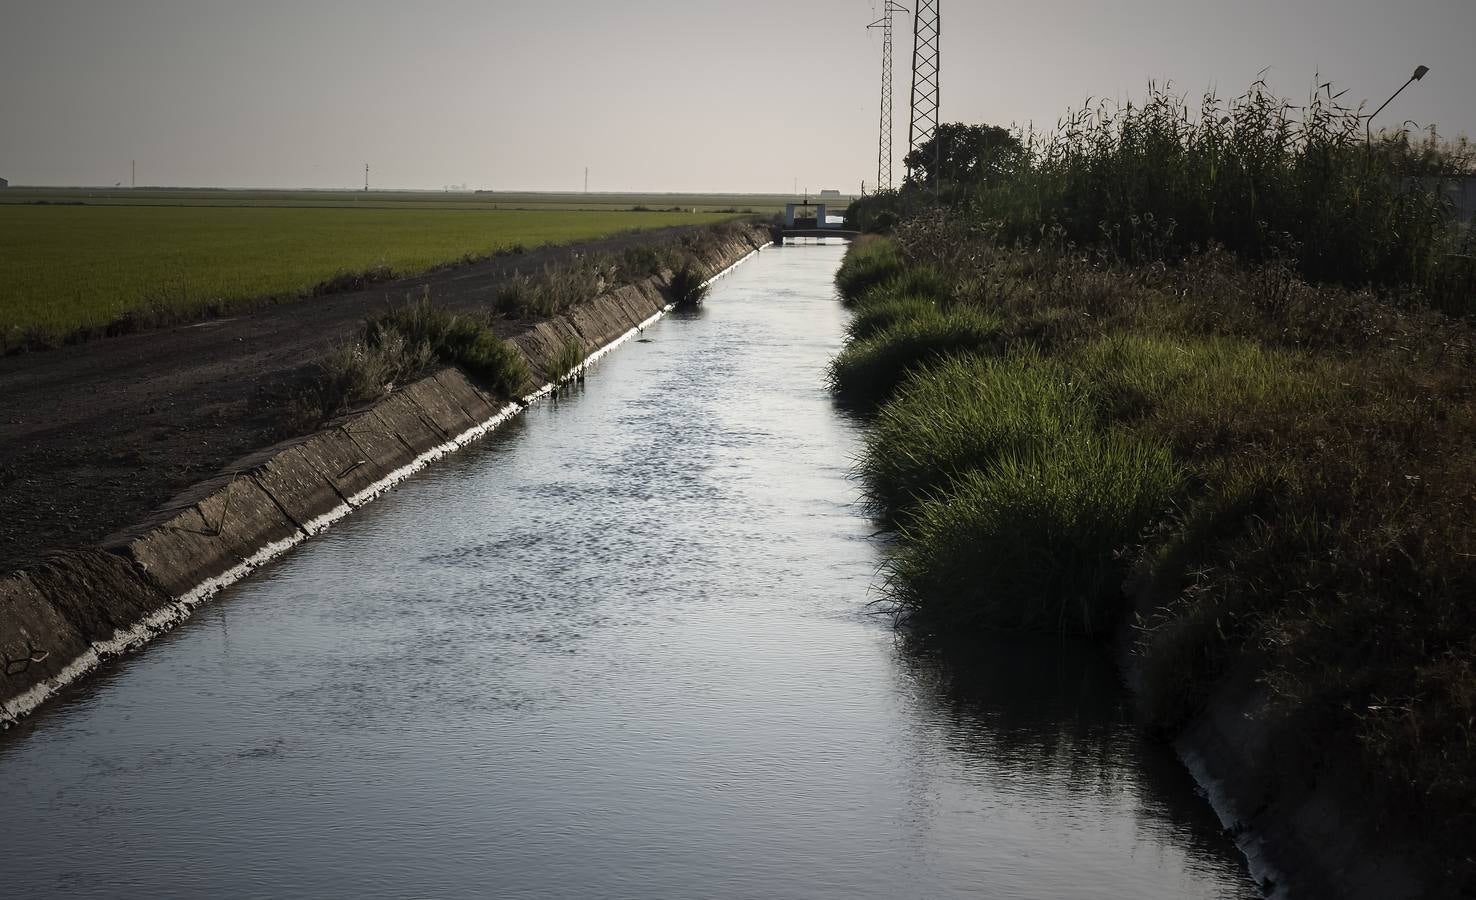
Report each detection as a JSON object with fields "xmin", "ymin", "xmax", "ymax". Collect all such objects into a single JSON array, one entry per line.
[
  {"xmin": 0, "ymin": 243, "xmax": 1260, "ymax": 899},
  {"xmin": 895, "ymin": 632, "xmax": 1256, "ymax": 893}
]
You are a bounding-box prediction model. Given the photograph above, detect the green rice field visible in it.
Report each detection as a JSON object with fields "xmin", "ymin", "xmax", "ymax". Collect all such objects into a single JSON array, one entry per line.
[
  {"xmin": 0, "ymin": 204, "xmax": 742, "ymax": 345},
  {"xmin": 0, "ymin": 187, "xmax": 852, "ymax": 213}
]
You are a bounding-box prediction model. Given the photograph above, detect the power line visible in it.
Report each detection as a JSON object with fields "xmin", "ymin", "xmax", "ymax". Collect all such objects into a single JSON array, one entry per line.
[
  {"xmin": 906, "ymin": 0, "xmax": 941, "ymax": 185},
  {"xmin": 868, "ymin": 2, "xmax": 907, "ymax": 191}
]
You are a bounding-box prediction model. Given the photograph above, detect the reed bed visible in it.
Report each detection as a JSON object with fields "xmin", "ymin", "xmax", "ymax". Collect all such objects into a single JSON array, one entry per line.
[{"xmin": 863, "ymin": 79, "xmax": 1475, "ymax": 316}]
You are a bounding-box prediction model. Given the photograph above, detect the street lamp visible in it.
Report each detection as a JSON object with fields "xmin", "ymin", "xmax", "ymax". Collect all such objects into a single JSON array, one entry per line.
[{"xmin": 1367, "ymin": 65, "xmax": 1430, "ymax": 143}]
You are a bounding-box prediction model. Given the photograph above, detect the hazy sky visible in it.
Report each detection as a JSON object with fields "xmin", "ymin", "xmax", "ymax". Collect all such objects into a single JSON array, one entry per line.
[{"xmin": 1, "ymin": 0, "xmax": 1471, "ymax": 192}]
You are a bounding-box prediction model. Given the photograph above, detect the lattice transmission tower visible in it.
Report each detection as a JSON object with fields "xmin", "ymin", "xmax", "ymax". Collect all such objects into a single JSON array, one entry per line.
[
  {"xmin": 906, "ymin": 0, "xmax": 940, "ymax": 183},
  {"xmin": 867, "ymin": 2, "xmax": 907, "ymax": 191}
]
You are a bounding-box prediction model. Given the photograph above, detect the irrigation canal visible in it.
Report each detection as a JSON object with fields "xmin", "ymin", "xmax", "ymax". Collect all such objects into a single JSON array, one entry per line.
[{"xmin": 0, "ymin": 243, "xmax": 1262, "ymax": 898}]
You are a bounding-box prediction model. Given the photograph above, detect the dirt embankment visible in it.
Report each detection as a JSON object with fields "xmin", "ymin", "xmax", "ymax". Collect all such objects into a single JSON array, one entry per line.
[{"xmin": 0, "ymin": 223, "xmax": 772, "ymax": 723}]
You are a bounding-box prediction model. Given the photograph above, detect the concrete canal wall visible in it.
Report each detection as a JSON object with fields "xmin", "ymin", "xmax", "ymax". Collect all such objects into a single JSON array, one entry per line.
[
  {"xmin": 0, "ymin": 225, "xmax": 772, "ymax": 725},
  {"xmin": 1169, "ymin": 663, "xmax": 1437, "ymax": 900}
]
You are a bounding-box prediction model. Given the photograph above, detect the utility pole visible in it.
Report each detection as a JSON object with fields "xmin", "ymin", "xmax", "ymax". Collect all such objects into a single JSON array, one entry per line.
[
  {"xmin": 131, "ymin": 160, "xmax": 136, "ymax": 189},
  {"xmin": 584, "ymin": 167, "xmax": 589, "ymax": 193},
  {"xmin": 364, "ymin": 163, "xmax": 370, "ymax": 192},
  {"xmin": 868, "ymin": 2, "xmax": 908, "ymax": 191},
  {"xmin": 906, "ymin": 0, "xmax": 941, "ymax": 191}
]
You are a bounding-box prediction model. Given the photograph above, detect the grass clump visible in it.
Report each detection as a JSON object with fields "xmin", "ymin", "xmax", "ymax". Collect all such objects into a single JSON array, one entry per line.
[
  {"xmin": 862, "ymin": 351, "xmax": 1089, "ymax": 516},
  {"xmin": 366, "ymin": 297, "xmax": 529, "ymax": 397},
  {"xmin": 494, "ymin": 256, "xmax": 620, "ymax": 319},
  {"xmin": 620, "ymin": 243, "xmax": 681, "ymax": 278},
  {"xmin": 834, "ymin": 237, "xmax": 907, "ymax": 304},
  {"xmin": 887, "ymin": 431, "xmax": 1182, "ymax": 635},
  {"xmin": 845, "ymin": 293, "xmax": 939, "ymax": 342},
  {"xmin": 1068, "ymin": 333, "xmax": 1326, "ymax": 449},
  {"xmin": 293, "ymin": 294, "xmax": 532, "ymax": 429},
  {"xmin": 828, "ymin": 306, "xmax": 1007, "ymax": 411},
  {"xmin": 291, "ymin": 329, "xmax": 435, "ymax": 426},
  {"xmin": 549, "ymin": 337, "xmax": 586, "ymax": 383},
  {"xmin": 864, "ymin": 264, "xmax": 952, "ymax": 307}
]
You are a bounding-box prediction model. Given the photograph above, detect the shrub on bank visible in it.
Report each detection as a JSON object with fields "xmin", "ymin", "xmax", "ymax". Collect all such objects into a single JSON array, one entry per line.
[
  {"xmin": 495, "ymin": 257, "xmax": 619, "ymax": 319},
  {"xmin": 845, "ymin": 189, "xmax": 904, "ymax": 233},
  {"xmin": 887, "ymin": 430, "xmax": 1182, "ymax": 635},
  {"xmin": 828, "ymin": 306, "xmax": 1007, "ymax": 411}
]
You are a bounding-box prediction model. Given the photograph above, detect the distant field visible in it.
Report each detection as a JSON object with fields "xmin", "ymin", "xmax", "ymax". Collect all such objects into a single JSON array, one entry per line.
[
  {"xmin": 0, "ymin": 187, "xmax": 855, "ymax": 214},
  {"xmin": 0, "ymin": 205, "xmax": 739, "ymax": 345}
]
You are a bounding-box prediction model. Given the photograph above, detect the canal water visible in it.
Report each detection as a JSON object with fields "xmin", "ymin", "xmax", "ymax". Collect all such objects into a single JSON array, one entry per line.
[{"xmin": 0, "ymin": 243, "xmax": 1261, "ymax": 899}]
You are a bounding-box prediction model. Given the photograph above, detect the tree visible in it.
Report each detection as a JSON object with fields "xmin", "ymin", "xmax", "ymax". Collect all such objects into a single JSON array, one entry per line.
[{"xmin": 903, "ymin": 123, "xmax": 1026, "ymax": 189}]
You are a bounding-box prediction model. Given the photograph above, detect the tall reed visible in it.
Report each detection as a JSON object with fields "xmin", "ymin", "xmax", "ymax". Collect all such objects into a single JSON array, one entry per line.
[{"xmin": 952, "ymin": 81, "xmax": 1473, "ymax": 312}]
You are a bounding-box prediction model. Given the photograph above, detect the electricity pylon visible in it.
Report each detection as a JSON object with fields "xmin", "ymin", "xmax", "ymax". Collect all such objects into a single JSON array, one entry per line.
[
  {"xmin": 867, "ymin": 2, "xmax": 908, "ymax": 191},
  {"xmin": 906, "ymin": 0, "xmax": 941, "ymax": 183}
]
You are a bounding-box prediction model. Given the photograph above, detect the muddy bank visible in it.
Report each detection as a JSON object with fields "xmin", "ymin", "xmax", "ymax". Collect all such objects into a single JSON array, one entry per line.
[{"xmin": 0, "ymin": 224, "xmax": 772, "ymax": 723}]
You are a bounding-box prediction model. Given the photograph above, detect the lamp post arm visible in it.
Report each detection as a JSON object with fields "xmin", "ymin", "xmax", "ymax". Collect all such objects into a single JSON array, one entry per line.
[
  {"xmin": 1363, "ymin": 67, "xmax": 1422, "ymax": 143},
  {"xmin": 1369, "ymin": 75, "xmax": 1417, "ymax": 126}
]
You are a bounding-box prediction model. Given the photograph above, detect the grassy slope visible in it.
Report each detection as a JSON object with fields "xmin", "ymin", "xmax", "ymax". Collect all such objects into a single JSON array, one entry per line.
[
  {"xmin": 0, "ymin": 206, "xmax": 736, "ymax": 339},
  {"xmin": 830, "ymin": 232, "xmax": 1475, "ymax": 890}
]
